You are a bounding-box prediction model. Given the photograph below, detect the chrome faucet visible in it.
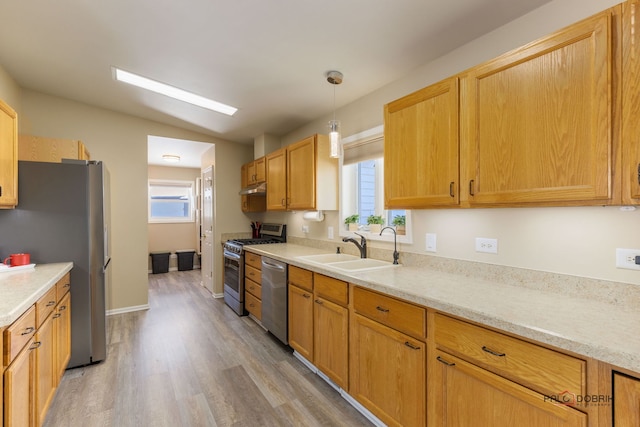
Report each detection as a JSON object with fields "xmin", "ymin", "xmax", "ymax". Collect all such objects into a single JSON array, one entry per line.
[
  {"xmin": 342, "ymin": 233, "xmax": 367, "ymax": 258},
  {"xmin": 380, "ymin": 226, "xmax": 399, "ymax": 265}
]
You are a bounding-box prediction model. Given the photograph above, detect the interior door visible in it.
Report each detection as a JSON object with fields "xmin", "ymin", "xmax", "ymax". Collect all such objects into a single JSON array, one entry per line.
[{"xmin": 201, "ymin": 166, "xmax": 214, "ymax": 293}]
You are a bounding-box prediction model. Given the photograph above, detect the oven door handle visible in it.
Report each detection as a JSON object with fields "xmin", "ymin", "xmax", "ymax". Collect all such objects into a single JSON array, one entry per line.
[{"xmin": 224, "ymin": 250, "xmax": 241, "ymax": 260}]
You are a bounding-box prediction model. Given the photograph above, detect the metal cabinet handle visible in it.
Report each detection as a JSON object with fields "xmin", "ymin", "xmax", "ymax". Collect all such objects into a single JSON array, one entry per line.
[
  {"xmin": 63, "ymin": 283, "xmax": 70, "ymax": 288},
  {"xmin": 314, "ymin": 299, "xmax": 323, "ymax": 305},
  {"xmin": 449, "ymin": 181, "xmax": 455, "ymax": 198},
  {"xmin": 375, "ymin": 306, "xmax": 389, "ymax": 313},
  {"xmin": 59, "ymin": 305, "xmax": 67, "ymax": 311},
  {"xmin": 303, "ymin": 293, "xmax": 311, "ymax": 299},
  {"xmin": 47, "ymin": 301, "xmax": 56, "ymax": 307},
  {"xmin": 437, "ymin": 356, "xmax": 456, "ymax": 366},
  {"xmin": 404, "ymin": 341, "xmax": 421, "ymax": 350},
  {"xmin": 30, "ymin": 341, "xmax": 42, "ymax": 350},
  {"xmin": 53, "ymin": 314, "xmax": 61, "ymax": 319},
  {"xmin": 21, "ymin": 327, "xmax": 35, "ymax": 335},
  {"xmin": 482, "ymin": 346, "xmax": 506, "ymax": 357},
  {"xmin": 469, "ymin": 179, "xmax": 475, "ymax": 196}
]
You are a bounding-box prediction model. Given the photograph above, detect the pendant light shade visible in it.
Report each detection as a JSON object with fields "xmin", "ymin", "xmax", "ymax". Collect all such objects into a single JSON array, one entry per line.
[{"xmin": 326, "ymin": 71, "xmax": 343, "ymax": 159}]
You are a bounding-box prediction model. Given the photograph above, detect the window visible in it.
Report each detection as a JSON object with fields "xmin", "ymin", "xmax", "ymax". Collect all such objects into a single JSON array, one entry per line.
[
  {"xmin": 340, "ymin": 127, "xmax": 412, "ymax": 242},
  {"xmin": 148, "ymin": 179, "xmax": 194, "ymax": 223}
]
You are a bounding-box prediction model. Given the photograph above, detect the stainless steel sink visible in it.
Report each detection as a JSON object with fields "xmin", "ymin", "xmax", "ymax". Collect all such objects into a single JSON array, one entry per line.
[{"xmin": 298, "ymin": 253, "xmax": 360, "ymax": 264}]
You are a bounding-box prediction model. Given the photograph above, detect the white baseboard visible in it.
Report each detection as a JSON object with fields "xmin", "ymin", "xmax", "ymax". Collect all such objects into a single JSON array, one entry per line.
[
  {"xmin": 106, "ymin": 304, "xmax": 150, "ymax": 316},
  {"xmin": 291, "ymin": 351, "xmax": 386, "ymax": 426}
]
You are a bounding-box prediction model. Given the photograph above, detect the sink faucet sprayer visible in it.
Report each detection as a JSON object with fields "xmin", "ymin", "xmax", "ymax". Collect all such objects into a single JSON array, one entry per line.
[
  {"xmin": 342, "ymin": 233, "xmax": 367, "ymax": 258},
  {"xmin": 380, "ymin": 226, "xmax": 399, "ymax": 265}
]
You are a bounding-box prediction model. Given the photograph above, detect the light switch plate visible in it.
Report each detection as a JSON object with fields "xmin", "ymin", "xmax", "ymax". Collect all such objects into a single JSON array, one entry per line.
[
  {"xmin": 426, "ymin": 233, "xmax": 437, "ymax": 252},
  {"xmin": 328, "ymin": 226, "xmax": 334, "ymax": 240}
]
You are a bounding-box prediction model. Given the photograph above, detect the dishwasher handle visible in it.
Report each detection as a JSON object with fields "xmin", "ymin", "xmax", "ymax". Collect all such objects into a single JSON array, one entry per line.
[{"xmin": 262, "ymin": 260, "xmax": 285, "ymax": 271}]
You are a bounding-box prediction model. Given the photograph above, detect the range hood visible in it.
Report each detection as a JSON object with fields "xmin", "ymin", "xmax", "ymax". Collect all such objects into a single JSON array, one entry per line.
[{"xmin": 239, "ymin": 182, "xmax": 266, "ymax": 195}]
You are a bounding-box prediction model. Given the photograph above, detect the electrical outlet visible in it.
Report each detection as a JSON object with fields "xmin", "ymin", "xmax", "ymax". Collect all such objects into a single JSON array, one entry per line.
[
  {"xmin": 476, "ymin": 237, "xmax": 498, "ymax": 254},
  {"xmin": 615, "ymin": 248, "xmax": 640, "ymax": 271},
  {"xmin": 328, "ymin": 226, "xmax": 334, "ymax": 240},
  {"xmin": 301, "ymin": 225, "xmax": 309, "ymax": 234},
  {"xmin": 426, "ymin": 233, "xmax": 437, "ymax": 252}
]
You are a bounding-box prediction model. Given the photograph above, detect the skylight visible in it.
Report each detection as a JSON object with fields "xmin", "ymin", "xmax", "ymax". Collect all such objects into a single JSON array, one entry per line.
[{"xmin": 113, "ymin": 68, "xmax": 238, "ymax": 116}]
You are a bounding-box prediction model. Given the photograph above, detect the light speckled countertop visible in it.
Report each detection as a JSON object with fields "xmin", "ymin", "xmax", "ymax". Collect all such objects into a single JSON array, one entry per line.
[
  {"xmin": 0, "ymin": 262, "xmax": 73, "ymax": 328},
  {"xmin": 245, "ymin": 243, "xmax": 640, "ymax": 374}
]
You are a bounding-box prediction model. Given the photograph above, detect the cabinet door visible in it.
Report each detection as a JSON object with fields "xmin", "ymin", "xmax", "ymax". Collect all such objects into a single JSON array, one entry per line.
[
  {"xmin": 622, "ymin": 1, "xmax": 640, "ymax": 204},
  {"xmin": 350, "ymin": 313, "xmax": 425, "ymax": 427},
  {"xmin": 36, "ymin": 315, "xmax": 55, "ymax": 426},
  {"xmin": 287, "ymin": 136, "xmax": 316, "ymax": 210},
  {"xmin": 4, "ymin": 339, "xmax": 36, "ymax": 427},
  {"xmin": 54, "ymin": 293, "xmax": 71, "ymax": 381},
  {"xmin": 430, "ymin": 350, "xmax": 587, "ymax": 427},
  {"xmin": 463, "ymin": 12, "xmax": 613, "ymax": 206},
  {"xmin": 266, "ymin": 148, "xmax": 287, "ymax": 210},
  {"xmin": 384, "ymin": 77, "xmax": 459, "ymax": 208},
  {"xmin": 313, "ymin": 296, "xmax": 348, "ymax": 389},
  {"xmin": 613, "ymin": 373, "xmax": 640, "ymax": 426},
  {"xmin": 241, "ymin": 163, "xmax": 249, "ymax": 212},
  {"xmin": 0, "ymin": 98, "xmax": 18, "ymax": 208},
  {"xmin": 254, "ymin": 157, "xmax": 266, "ymax": 183},
  {"xmin": 288, "ymin": 284, "xmax": 314, "ymax": 362}
]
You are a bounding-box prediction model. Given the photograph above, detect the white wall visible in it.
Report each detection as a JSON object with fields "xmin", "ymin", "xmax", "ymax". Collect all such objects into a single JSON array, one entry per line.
[{"xmin": 270, "ymin": 0, "xmax": 640, "ymax": 285}]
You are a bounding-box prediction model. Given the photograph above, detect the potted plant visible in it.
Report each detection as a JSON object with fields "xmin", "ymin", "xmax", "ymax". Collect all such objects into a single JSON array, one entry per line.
[
  {"xmin": 367, "ymin": 214, "xmax": 384, "ymax": 233},
  {"xmin": 392, "ymin": 215, "xmax": 406, "ymax": 235},
  {"xmin": 344, "ymin": 214, "xmax": 360, "ymax": 231}
]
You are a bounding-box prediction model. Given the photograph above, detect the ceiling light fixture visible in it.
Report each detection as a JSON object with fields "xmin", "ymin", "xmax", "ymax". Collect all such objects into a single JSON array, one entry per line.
[
  {"xmin": 162, "ymin": 154, "xmax": 181, "ymax": 163},
  {"xmin": 326, "ymin": 70, "xmax": 343, "ymax": 159},
  {"xmin": 113, "ymin": 68, "xmax": 238, "ymax": 116}
]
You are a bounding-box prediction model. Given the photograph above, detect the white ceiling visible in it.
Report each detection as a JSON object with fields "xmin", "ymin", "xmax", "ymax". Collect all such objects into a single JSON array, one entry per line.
[{"xmin": 0, "ymin": 0, "xmax": 552, "ymax": 161}]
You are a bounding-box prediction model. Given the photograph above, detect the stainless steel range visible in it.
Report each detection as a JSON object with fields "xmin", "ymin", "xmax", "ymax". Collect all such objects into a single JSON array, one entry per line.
[{"xmin": 223, "ymin": 223, "xmax": 286, "ymax": 315}]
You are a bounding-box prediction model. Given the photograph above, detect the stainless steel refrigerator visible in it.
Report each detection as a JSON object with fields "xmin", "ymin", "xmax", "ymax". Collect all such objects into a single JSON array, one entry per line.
[{"xmin": 0, "ymin": 160, "xmax": 111, "ymax": 368}]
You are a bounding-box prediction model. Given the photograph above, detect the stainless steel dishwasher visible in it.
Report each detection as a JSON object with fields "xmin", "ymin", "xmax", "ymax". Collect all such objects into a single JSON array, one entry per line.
[{"xmin": 261, "ymin": 256, "xmax": 288, "ymax": 344}]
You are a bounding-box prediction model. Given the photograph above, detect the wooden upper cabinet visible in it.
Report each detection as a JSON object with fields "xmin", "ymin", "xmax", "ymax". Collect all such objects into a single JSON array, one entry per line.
[
  {"xmin": 245, "ymin": 157, "xmax": 266, "ymax": 184},
  {"xmin": 19, "ymin": 134, "xmax": 91, "ymax": 162},
  {"xmin": 384, "ymin": 77, "xmax": 460, "ymax": 208},
  {"xmin": 462, "ymin": 11, "xmax": 616, "ymax": 206},
  {"xmin": 0, "ymin": 98, "xmax": 18, "ymax": 209},
  {"xmin": 266, "ymin": 148, "xmax": 287, "ymax": 210},
  {"xmin": 622, "ymin": 0, "xmax": 640, "ymax": 205},
  {"xmin": 287, "ymin": 134, "xmax": 338, "ymax": 211}
]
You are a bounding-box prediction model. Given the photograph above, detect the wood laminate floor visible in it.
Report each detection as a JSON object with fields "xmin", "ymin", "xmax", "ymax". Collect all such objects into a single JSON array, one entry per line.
[{"xmin": 43, "ymin": 270, "xmax": 371, "ymax": 427}]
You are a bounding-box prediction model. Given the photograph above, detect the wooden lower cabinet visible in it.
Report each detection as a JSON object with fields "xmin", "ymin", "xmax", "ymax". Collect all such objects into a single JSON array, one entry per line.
[
  {"xmin": 4, "ymin": 338, "xmax": 36, "ymax": 427},
  {"xmin": 53, "ymin": 292, "xmax": 71, "ymax": 383},
  {"xmin": 350, "ymin": 313, "xmax": 425, "ymax": 427},
  {"xmin": 35, "ymin": 316, "xmax": 55, "ymax": 426},
  {"xmin": 287, "ymin": 284, "xmax": 314, "ymax": 362},
  {"xmin": 613, "ymin": 373, "xmax": 640, "ymax": 426},
  {"xmin": 313, "ymin": 296, "xmax": 348, "ymax": 389},
  {"xmin": 430, "ymin": 350, "xmax": 587, "ymax": 427}
]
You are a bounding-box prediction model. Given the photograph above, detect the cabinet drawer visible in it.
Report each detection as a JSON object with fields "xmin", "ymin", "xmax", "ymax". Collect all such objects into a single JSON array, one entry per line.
[
  {"xmin": 289, "ymin": 265, "xmax": 313, "ymax": 292},
  {"xmin": 4, "ymin": 304, "xmax": 37, "ymax": 365},
  {"xmin": 56, "ymin": 272, "xmax": 71, "ymax": 302},
  {"xmin": 434, "ymin": 313, "xmax": 585, "ymax": 397},
  {"xmin": 245, "ymin": 292, "xmax": 261, "ymax": 320},
  {"xmin": 36, "ymin": 286, "xmax": 58, "ymax": 327},
  {"xmin": 245, "ymin": 252, "xmax": 262, "ymax": 269},
  {"xmin": 245, "ymin": 265, "xmax": 262, "ymax": 284},
  {"xmin": 246, "ymin": 279, "xmax": 262, "ymax": 299},
  {"xmin": 313, "ymin": 274, "xmax": 348, "ymax": 306},
  {"xmin": 353, "ymin": 286, "xmax": 426, "ymax": 339}
]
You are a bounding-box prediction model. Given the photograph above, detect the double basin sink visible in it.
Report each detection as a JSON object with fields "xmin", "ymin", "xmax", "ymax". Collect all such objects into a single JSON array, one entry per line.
[{"xmin": 297, "ymin": 253, "xmax": 399, "ymax": 272}]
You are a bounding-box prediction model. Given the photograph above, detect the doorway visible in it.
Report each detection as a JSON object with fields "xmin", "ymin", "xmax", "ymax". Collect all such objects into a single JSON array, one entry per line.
[{"xmin": 201, "ymin": 166, "xmax": 214, "ymax": 293}]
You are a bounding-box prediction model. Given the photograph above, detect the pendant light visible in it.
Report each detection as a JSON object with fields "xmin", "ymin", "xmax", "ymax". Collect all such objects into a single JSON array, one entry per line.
[{"xmin": 327, "ymin": 70, "xmax": 343, "ymax": 159}]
